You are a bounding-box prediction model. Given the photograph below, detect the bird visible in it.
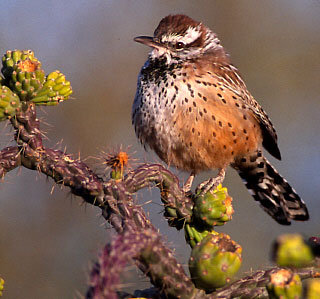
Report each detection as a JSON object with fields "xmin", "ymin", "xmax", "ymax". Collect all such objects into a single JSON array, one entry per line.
[{"xmin": 131, "ymin": 14, "xmax": 309, "ymax": 225}]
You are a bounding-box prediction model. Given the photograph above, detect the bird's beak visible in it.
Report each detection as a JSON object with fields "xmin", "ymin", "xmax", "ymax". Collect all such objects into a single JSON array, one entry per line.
[{"xmin": 134, "ymin": 36, "xmax": 165, "ymax": 50}]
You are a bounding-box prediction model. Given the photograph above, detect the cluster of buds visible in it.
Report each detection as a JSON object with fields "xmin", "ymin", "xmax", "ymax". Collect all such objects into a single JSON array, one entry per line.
[
  {"xmin": 0, "ymin": 50, "xmax": 72, "ymax": 120},
  {"xmin": 31, "ymin": 71, "xmax": 72, "ymax": 105},
  {"xmin": 2, "ymin": 50, "xmax": 45, "ymax": 101}
]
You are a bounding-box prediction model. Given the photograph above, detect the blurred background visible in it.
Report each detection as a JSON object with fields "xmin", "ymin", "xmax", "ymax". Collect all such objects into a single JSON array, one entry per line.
[{"xmin": 0, "ymin": 0, "xmax": 319, "ymax": 297}]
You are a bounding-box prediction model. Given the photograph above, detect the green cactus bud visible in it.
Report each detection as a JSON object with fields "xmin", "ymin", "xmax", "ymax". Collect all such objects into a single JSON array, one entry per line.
[
  {"xmin": 267, "ymin": 269, "xmax": 302, "ymax": 299},
  {"xmin": 111, "ymin": 169, "xmax": 122, "ymax": 180},
  {"xmin": 1, "ymin": 50, "xmax": 45, "ymax": 101},
  {"xmin": 0, "ymin": 86, "xmax": 21, "ymax": 121},
  {"xmin": 184, "ymin": 223, "xmax": 218, "ymax": 248},
  {"xmin": 306, "ymin": 279, "xmax": 320, "ymax": 299},
  {"xmin": 189, "ymin": 233, "xmax": 242, "ymax": 291},
  {"xmin": 0, "ymin": 277, "xmax": 4, "ymax": 296},
  {"xmin": 273, "ymin": 234, "xmax": 314, "ymax": 268},
  {"xmin": 2, "ymin": 50, "xmax": 39, "ymax": 78},
  {"xmin": 193, "ymin": 184, "xmax": 233, "ymax": 228},
  {"xmin": 31, "ymin": 71, "xmax": 72, "ymax": 105},
  {"xmin": 165, "ymin": 206, "xmax": 178, "ymax": 218}
]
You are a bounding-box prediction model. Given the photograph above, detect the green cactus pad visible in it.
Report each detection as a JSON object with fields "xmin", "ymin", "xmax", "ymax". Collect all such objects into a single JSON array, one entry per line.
[
  {"xmin": 0, "ymin": 86, "xmax": 21, "ymax": 121},
  {"xmin": 267, "ymin": 269, "xmax": 302, "ymax": 299},
  {"xmin": 189, "ymin": 233, "xmax": 242, "ymax": 291},
  {"xmin": 193, "ymin": 184, "xmax": 233, "ymax": 228},
  {"xmin": 274, "ymin": 234, "xmax": 314, "ymax": 268},
  {"xmin": 31, "ymin": 71, "xmax": 72, "ymax": 105}
]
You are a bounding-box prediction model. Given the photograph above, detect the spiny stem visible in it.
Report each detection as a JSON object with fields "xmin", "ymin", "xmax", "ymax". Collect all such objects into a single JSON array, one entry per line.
[{"xmin": 0, "ymin": 146, "xmax": 21, "ymax": 178}]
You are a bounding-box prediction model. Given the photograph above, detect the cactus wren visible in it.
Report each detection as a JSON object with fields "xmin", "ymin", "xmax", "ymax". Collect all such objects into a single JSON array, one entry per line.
[{"xmin": 132, "ymin": 14, "xmax": 309, "ymax": 224}]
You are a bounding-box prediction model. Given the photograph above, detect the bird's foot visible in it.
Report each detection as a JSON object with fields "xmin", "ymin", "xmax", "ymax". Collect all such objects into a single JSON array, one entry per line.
[
  {"xmin": 182, "ymin": 173, "xmax": 195, "ymax": 194},
  {"xmin": 196, "ymin": 168, "xmax": 226, "ymax": 196}
]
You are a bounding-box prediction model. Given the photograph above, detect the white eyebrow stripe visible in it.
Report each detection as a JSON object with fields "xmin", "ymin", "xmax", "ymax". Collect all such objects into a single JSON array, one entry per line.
[{"xmin": 161, "ymin": 25, "xmax": 202, "ymax": 45}]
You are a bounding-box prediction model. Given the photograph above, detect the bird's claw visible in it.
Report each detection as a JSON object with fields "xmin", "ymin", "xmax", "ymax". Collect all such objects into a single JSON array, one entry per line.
[{"xmin": 195, "ymin": 168, "xmax": 226, "ymax": 196}]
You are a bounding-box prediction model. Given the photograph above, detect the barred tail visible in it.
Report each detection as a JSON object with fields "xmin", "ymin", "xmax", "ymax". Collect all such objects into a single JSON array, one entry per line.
[{"xmin": 233, "ymin": 151, "xmax": 309, "ymax": 225}]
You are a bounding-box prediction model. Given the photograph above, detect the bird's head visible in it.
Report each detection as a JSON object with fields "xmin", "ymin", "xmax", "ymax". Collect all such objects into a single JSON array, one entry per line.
[{"xmin": 134, "ymin": 14, "xmax": 222, "ymax": 64}]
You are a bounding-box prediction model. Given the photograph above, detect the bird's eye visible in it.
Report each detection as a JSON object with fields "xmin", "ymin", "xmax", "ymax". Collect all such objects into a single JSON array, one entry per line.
[{"xmin": 175, "ymin": 42, "xmax": 185, "ymax": 50}]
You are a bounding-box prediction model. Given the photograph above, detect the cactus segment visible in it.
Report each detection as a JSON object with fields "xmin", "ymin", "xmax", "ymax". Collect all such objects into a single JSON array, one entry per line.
[
  {"xmin": 31, "ymin": 71, "xmax": 72, "ymax": 105},
  {"xmin": 2, "ymin": 50, "xmax": 45, "ymax": 101},
  {"xmin": 193, "ymin": 184, "xmax": 233, "ymax": 228},
  {"xmin": 273, "ymin": 234, "xmax": 314, "ymax": 268},
  {"xmin": 2, "ymin": 49, "xmax": 39, "ymax": 79},
  {"xmin": 267, "ymin": 269, "xmax": 302, "ymax": 299},
  {"xmin": 189, "ymin": 233, "xmax": 242, "ymax": 291},
  {"xmin": 0, "ymin": 86, "xmax": 21, "ymax": 120}
]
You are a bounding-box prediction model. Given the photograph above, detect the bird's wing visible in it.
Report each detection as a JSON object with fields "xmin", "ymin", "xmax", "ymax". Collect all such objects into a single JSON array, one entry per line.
[{"xmin": 208, "ymin": 62, "xmax": 281, "ymax": 160}]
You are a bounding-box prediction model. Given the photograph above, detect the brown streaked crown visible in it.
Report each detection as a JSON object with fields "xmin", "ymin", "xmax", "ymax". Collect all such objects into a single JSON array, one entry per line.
[
  {"xmin": 155, "ymin": 15, "xmax": 202, "ymax": 35},
  {"xmin": 154, "ymin": 15, "xmax": 201, "ymax": 35},
  {"xmin": 154, "ymin": 15, "xmax": 206, "ymax": 48}
]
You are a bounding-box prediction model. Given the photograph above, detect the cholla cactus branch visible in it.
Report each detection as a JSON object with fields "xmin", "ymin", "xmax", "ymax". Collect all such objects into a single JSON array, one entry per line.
[
  {"xmin": 100, "ymin": 180, "xmax": 203, "ymax": 298},
  {"xmin": 0, "ymin": 146, "xmax": 21, "ymax": 178},
  {"xmin": 86, "ymin": 230, "xmax": 151, "ymax": 299},
  {"xmin": 124, "ymin": 164, "xmax": 194, "ymax": 226},
  {"xmin": 10, "ymin": 103, "xmax": 43, "ymax": 150},
  {"xmin": 211, "ymin": 267, "xmax": 320, "ymax": 298},
  {"xmin": 295, "ymin": 267, "xmax": 320, "ymax": 279},
  {"xmin": 4, "ymin": 102, "xmax": 198, "ymax": 298},
  {"xmin": 86, "ymin": 229, "xmax": 202, "ymax": 299},
  {"xmin": 8, "ymin": 104, "xmax": 104, "ymax": 205}
]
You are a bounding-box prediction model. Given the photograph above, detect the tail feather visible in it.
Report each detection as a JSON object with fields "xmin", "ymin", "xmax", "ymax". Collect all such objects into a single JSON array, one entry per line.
[{"xmin": 233, "ymin": 150, "xmax": 309, "ymax": 225}]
